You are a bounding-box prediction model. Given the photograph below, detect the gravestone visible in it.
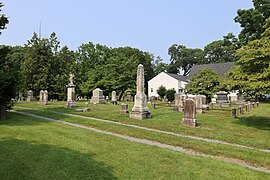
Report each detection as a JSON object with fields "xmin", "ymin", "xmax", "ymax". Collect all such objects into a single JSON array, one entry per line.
[
  {"xmin": 228, "ymin": 92, "xmax": 238, "ymax": 102},
  {"xmin": 256, "ymin": 102, "xmax": 259, "ymax": 107},
  {"xmin": 175, "ymin": 93, "xmax": 183, "ymax": 112},
  {"xmin": 201, "ymin": 95, "xmax": 208, "ymax": 110},
  {"xmin": 130, "ymin": 64, "xmax": 151, "ymax": 120},
  {"xmin": 111, "ymin": 91, "xmax": 117, "ymax": 105},
  {"xmin": 182, "ymin": 99, "xmax": 196, "ymax": 127},
  {"xmin": 27, "ymin": 90, "xmax": 34, "ymax": 101},
  {"xmin": 120, "ymin": 103, "xmax": 129, "ymax": 114},
  {"xmin": 124, "ymin": 92, "xmax": 133, "ymax": 101},
  {"xmin": 195, "ymin": 95, "xmax": 203, "ymax": 114},
  {"xmin": 39, "ymin": 90, "xmax": 48, "ymax": 105},
  {"xmin": 90, "ymin": 88, "xmax": 106, "ymax": 104},
  {"xmin": 18, "ymin": 92, "xmax": 23, "ymax": 101},
  {"xmin": 216, "ymin": 91, "xmax": 228, "ymax": 103},
  {"xmin": 66, "ymin": 73, "xmax": 76, "ymax": 108}
]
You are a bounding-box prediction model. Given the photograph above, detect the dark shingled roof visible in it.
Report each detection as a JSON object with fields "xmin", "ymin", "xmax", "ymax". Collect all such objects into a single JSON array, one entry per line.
[
  {"xmin": 189, "ymin": 62, "xmax": 236, "ymax": 78},
  {"xmin": 164, "ymin": 72, "xmax": 188, "ymax": 82}
]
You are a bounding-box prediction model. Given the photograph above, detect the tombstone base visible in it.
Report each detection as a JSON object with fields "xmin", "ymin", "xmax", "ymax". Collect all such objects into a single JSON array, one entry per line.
[
  {"xmin": 120, "ymin": 110, "xmax": 129, "ymax": 114},
  {"xmin": 177, "ymin": 106, "xmax": 183, "ymax": 112},
  {"xmin": 196, "ymin": 108, "xmax": 203, "ymax": 114},
  {"xmin": 130, "ymin": 111, "xmax": 151, "ymax": 120},
  {"xmin": 66, "ymin": 101, "xmax": 76, "ymax": 108},
  {"xmin": 39, "ymin": 101, "xmax": 48, "ymax": 105},
  {"xmin": 182, "ymin": 118, "xmax": 196, "ymax": 127},
  {"xmin": 90, "ymin": 98, "xmax": 106, "ymax": 104}
]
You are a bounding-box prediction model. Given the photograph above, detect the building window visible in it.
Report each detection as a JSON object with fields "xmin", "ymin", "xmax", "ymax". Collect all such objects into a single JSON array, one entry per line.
[{"xmin": 151, "ymin": 88, "xmax": 153, "ymax": 92}]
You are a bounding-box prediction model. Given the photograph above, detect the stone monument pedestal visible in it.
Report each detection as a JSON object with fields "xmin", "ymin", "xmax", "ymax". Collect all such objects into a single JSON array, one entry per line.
[
  {"xmin": 66, "ymin": 84, "xmax": 76, "ymax": 108},
  {"xmin": 130, "ymin": 111, "xmax": 151, "ymax": 120}
]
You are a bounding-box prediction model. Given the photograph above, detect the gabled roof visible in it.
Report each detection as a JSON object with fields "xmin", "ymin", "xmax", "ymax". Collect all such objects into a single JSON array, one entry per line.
[
  {"xmin": 189, "ymin": 62, "xmax": 235, "ymax": 77},
  {"xmin": 164, "ymin": 72, "xmax": 188, "ymax": 82}
]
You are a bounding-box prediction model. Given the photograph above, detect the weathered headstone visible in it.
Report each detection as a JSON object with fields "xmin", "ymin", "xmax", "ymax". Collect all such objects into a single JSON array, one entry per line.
[
  {"xmin": 195, "ymin": 95, "xmax": 203, "ymax": 114},
  {"xmin": 216, "ymin": 91, "xmax": 228, "ymax": 103},
  {"xmin": 124, "ymin": 92, "xmax": 133, "ymax": 101},
  {"xmin": 66, "ymin": 73, "xmax": 76, "ymax": 108},
  {"xmin": 27, "ymin": 90, "xmax": 34, "ymax": 102},
  {"xmin": 256, "ymin": 102, "xmax": 259, "ymax": 107},
  {"xmin": 130, "ymin": 64, "xmax": 151, "ymax": 120},
  {"xmin": 175, "ymin": 93, "xmax": 183, "ymax": 112},
  {"xmin": 182, "ymin": 99, "xmax": 196, "ymax": 127},
  {"xmin": 39, "ymin": 90, "xmax": 48, "ymax": 105},
  {"xmin": 120, "ymin": 103, "xmax": 129, "ymax": 114},
  {"xmin": 90, "ymin": 88, "xmax": 106, "ymax": 104},
  {"xmin": 111, "ymin": 91, "xmax": 117, "ymax": 105},
  {"xmin": 18, "ymin": 92, "xmax": 23, "ymax": 101}
]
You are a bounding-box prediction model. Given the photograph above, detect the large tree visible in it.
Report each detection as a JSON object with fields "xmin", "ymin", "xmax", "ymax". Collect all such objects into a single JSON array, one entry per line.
[
  {"xmin": 21, "ymin": 32, "xmax": 76, "ymax": 99},
  {"xmin": 77, "ymin": 43, "xmax": 154, "ymax": 99},
  {"xmin": 235, "ymin": 0, "xmax": 270, "ymax": 44},
  {"xmin": 226, "ymin": 17, "xmax": 270, "ymax": 96},
  {"xmin": 0, "ymin": 46, "xmax": 20, "ymax": 119},
  {"xmin": 168, "ymin": 44, "xmax": 204, "ymax": 76},
  {"xmin": 203, "ymin": 33, "xmax": 239, "ymax": 64}
]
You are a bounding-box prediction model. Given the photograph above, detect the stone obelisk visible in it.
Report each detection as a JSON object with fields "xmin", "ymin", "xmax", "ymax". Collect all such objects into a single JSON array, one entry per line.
[
  {"xmin": 66, "ymin": 73, "xmax": 76, "ymax": 108},
  {"xmin": 130, "ymin": 64, "xmax": 151, "ymax": 120}
]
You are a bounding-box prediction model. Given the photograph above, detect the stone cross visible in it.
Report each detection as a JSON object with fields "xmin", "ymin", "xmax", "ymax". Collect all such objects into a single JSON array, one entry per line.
[
  {"xmin": 182, "ymin": 98, "xmax": 196, "ymax": 127},
  {"xmin": 130, "ymin": 64, "xmax": 151, "ymax": 120}
]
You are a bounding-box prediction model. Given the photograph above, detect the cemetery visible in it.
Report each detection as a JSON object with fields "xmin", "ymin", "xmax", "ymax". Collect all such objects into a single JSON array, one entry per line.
[{"xmin": 1, "ymin": 1, "xmax": 270, "ymax": 179}]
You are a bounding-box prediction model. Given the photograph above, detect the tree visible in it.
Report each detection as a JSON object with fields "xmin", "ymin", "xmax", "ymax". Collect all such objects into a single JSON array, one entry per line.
[
  {"xmin": 235, "ymin": 0, "xmax": 270, "ymax": 44},
  {"xmin": 0, "ymin": 2, "xmax": 8, "ymax": 35},
  {"xmin": 0, "ymin": 46, "xmax": 20, "ymax": 119},
  {"xmin": 226, "ymin": 17, "xmax": 270, "ymax": 96},
  {"xmin": 185, "ymin": 68, "xmax": 222, "ymax": 101},
  {"xmin": 165, "ymin": 88, "xmax": 176, "ymax": 102},
  {"xmin": 152, "ymin": 56, "xmax": 168, "ymax": 75},
  {"xmin": 21, "ymin": 32, "xmax": 77, "ymax": 99},
  {"xmin": 204, "ymin": 33, "xmax": 239, "ymax": 64},
  {"xmin": 157, "ymin": 85, "xmax": 166, "ymax": 98},
  {"xmin": 168, "ymin": 44, "xmax": 204, "ymax": 76},
  {"xmin": 77, "ymin": 44, "xmax": 155, "ymax": 99}
]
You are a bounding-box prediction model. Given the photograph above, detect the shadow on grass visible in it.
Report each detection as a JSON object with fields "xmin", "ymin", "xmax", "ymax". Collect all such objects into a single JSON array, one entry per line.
[
  {"xmin": 0, "ymin": 138, "xmax": 116, "ymax": 179},
  {"xmin": 233, "ymin": 116, "xmax": 270, "ymax": 131}
]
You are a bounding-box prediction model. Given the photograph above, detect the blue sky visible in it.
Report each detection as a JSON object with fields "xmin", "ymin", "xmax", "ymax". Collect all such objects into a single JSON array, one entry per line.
[{"xmin": 0, "ymin": 0, "xmax": 253, "ymax": 63}]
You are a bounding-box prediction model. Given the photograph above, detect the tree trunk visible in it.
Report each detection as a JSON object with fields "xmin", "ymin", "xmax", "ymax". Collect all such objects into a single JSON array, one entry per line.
[
  {"xmin": 119, "ymin": 89, "xmax": 125, "ymax": 101},
  {"xmin": 0, "ymin": 104, "xmax": 6, "ymax": 120}
]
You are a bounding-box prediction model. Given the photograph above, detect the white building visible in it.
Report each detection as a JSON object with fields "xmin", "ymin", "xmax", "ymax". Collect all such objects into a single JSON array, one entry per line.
[{"xmin": 148, "ymin": 72, "xmax": 188, "ymax": 97}]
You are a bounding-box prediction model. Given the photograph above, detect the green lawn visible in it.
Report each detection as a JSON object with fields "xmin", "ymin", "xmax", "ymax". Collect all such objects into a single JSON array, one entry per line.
[{"xmin": 1, "ymin": 112, "xmax": 269, "ymax": 179}]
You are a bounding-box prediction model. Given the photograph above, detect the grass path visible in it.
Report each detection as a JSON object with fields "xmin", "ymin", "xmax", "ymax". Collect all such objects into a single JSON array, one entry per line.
[{"xmin": 13, "ymin": 110, "xmax": 270, "ymax": 174}]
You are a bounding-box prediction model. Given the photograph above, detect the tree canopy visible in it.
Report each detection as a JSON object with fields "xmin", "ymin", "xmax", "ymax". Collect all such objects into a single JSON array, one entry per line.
[
  {"xmin": 226, "ymin": 17, "xmax": 270, "ymax": 96},
  {"xmin": 185, "ymin": 68, "xmax": 223, "ymax": 101}
]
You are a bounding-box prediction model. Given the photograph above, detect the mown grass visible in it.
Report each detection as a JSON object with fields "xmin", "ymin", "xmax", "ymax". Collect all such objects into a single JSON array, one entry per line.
[
  {"xmin": 1, "ymin": 113, "xmax": 269, "ymax": 179},
  {"xmin": 15, "ymin": 101, "xmax": 270, "ymax": 149}
]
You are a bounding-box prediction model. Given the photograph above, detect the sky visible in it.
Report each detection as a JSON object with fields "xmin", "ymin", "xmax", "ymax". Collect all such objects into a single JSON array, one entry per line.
[{"xmin": 0, "ymin": 0, "xmax": 253, "ymax": 63}]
